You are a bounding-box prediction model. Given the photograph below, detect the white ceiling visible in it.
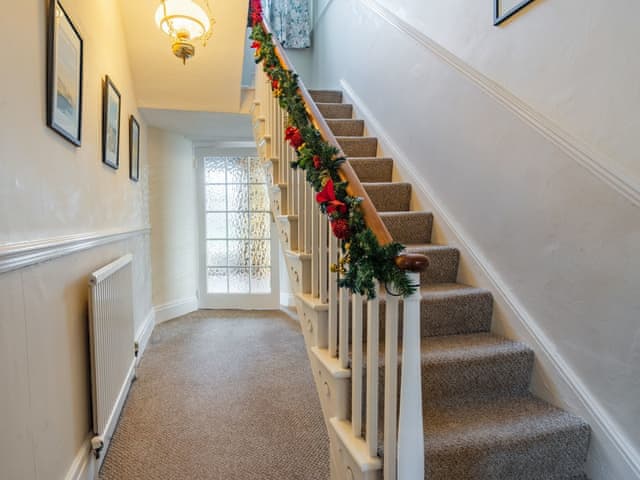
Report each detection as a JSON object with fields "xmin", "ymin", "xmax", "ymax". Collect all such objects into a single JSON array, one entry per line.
[
  {"xmin": 118, "ymin": 0, "xmax": 250, "ymax": 113},
  {"xmin": 141, "ymin": 108, "xmax": 254, "ymax": 143}
]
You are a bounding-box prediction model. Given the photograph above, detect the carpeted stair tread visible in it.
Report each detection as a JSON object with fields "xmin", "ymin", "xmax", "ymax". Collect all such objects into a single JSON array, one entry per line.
[
  {"xmin": 362, "ymin": 182, "xmax": 412, "ymax": 212},
  {"xmin": 309, "ymin": 90, "xmax": 343, "ymax": 103},
  {"xmin": 359, "ymin": 333, "xmax": 533, "ymax": 401},
  {"xmin": 372, "ymin": 395, "xmax": 589, "ymax": 480},
  {"xmin": 418, "ymin": 283, "xmax": 493, "ymax": 337},
  {"xmin": 347, "ymin": 158, "xmax": 394, "ymax": 182},
  {"xmin": 327, "ymin": 119, "xmax": 365, "ymax": 136},
  {"xmin": 380, "ymin": 211, "xmax": 433, "ymax": 244},
  {"xmin": 403, "ymin": 243, "xmax": 460, "ymax": 284},
  {"xmin": 420, "ymin": 333, "xmax": 534, "ymax": 400},
  {"xmin": 421, "ymin": 395, "xmax": 591, "ymax": 480},
  {"xmin": 336, "ymin": 136, "xmax": 378, "ymax": 157},
  {"xmin": 316, "ymin": 102, "xmax": 353, "ymax": 119}
]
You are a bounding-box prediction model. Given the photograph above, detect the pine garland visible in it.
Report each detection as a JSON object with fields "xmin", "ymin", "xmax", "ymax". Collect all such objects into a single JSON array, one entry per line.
[{"xmin": 249, "ymin": 2, "xmax": 414, "ymax": 298}]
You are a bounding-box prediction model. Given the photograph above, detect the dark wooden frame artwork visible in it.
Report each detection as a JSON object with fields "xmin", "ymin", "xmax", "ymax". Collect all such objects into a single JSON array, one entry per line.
[
  {"xmin": 46, "ymin": 0, "xmax": 83, "ymax": 146},
  {"xmin": 129, "ymin": 115, "xmax": 140, "ymax": 182},
  {"xmin": 102, "ymin": 76, "xmax": 121, "ymax": 169},
  {"xmin": 494, "ymin": 0, "xmax": 536, "ymax": 25}
]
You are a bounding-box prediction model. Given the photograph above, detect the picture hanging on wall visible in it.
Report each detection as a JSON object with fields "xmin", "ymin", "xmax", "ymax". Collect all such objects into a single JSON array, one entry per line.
[
  {"xmin": 494, "ymin": 0, "xmax": 536, "ymax": 25},
  {"xmin": 102, "ymin": 76, "xmax": 121, "ymax": 169},
  {"xmin": 46, "ymin": 0, "xmax": 83, "ymax": 146},
  {"xmin": 129, "ymin": 115, "xmax": 140, "ymax": 181}
]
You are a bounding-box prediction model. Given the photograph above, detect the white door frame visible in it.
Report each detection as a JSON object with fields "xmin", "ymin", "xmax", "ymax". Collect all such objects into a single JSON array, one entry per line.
[{"xmin": 196, "ymin": 153, "xmax": 279, "ymax": 309}]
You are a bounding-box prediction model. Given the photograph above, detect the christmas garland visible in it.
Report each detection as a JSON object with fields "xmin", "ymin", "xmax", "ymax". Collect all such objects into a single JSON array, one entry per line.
[{"xmin": 249, "ymin": 0, "xmax": 414, "ymax": 298}]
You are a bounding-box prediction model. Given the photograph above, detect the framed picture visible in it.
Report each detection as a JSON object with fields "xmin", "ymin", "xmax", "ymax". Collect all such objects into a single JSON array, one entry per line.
[
  {"xmin": 102, "ymin": 76, "xmax": 121, "ymax": 169},
  {"xmin": 129, "ymin": 115, "xmax": 140, "ymax": 181},
  {"xmin": 46, "ymin": 0, "xmax": 83, "ymax": 146},
  {"xmin": 494, "ymin": 0, "xmax": 535, "ymax": 25}
]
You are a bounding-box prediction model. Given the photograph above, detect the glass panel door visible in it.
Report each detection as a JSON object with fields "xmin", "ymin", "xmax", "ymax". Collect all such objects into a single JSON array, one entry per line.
[{"xmin": 199, "ymin": 156, "xmax": 278, "ymax": 308}]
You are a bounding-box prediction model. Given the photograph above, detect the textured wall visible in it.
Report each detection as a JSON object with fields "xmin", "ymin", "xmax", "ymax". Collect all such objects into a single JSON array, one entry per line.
[{"xmin": 309, "ymin": 1, "xmax": 640, "ymax": 478}]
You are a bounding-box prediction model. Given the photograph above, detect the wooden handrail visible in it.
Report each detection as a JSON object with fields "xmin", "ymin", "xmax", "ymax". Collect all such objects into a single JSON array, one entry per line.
[{"xmin": 260, "ymin": 20, "xmax": 427, "ymax": 272}]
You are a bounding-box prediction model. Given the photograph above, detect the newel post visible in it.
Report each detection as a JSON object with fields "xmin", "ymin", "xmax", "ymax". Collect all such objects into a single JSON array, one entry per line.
[{"xmin": 396, "ymin": 255, "xmax": 427, "ymax": 479}]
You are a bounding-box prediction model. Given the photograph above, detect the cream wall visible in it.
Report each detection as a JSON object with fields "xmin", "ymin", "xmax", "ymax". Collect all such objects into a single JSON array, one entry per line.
[
  {"xmin": 148, "ymin": 128, "xmax": 198, "ymax": 311},
  {"xmin": 0, "ymin": 1, "xmax": 151, "ymax": 479},
  {"xmin": 310, "ymin": 1, "xmax": 639, "ymax": 479}
]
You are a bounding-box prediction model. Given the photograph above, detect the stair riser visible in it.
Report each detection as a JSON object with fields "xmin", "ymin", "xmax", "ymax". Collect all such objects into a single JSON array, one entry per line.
[
  {"xmin": 337, "ymin": 137, "xmax": 378, "ymax": 157},
  {"xmin": 363, "ymin": 183, "xmax": 411, "ymax": 212},
  {"xmin": 348, "ymin": 158, "xmax": 394, "ymax": 183},
  {"xmin": 418, "ymin": 248, "xmax": 459, "ymax": 284},
  {"xmin": 425, "ymin": 425, "xmax": 590, "ymax": 480},
  {"xmin": 310, "ymin": 90, "xmax": 343, "ymax": 103},
  {"xmin": 327, "ymin": 119, "xmax": 365, "ymax": 136},
  {"xmin": 381, "ymin": 212, "xmax": 434, "ymax": 245},
  {"xmin": 317, "ymin": 103, "xmax": 353, "ymax": 119}
]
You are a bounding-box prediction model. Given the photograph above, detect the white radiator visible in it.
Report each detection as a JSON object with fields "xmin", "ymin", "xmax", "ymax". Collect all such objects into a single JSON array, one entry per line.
[{"xmin": 88, "ymin": 254, "xmax": 135, "ymax": 463}]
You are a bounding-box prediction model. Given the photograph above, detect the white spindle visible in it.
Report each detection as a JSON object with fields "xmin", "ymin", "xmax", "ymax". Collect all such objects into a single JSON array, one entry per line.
[
  {"xmin": 311, "ymin": 206, "xmax": 320, "ymax": 298},
  {"xmin": 397, "ymin": 272, "xmax": 425, "ymax": 479},
  {"xmin": 339, "ymin": 284, "xmax": 349, "ymax": 369},
  {"xmin": 383, "ymin": 293, "xmax": 400, "ymax": 480},
  {"xmin": 305, "ymin": 183, "xmax": 313, "ymax": 254},
  {"xmin": 328, "ymin": 233, "xmax": 338, "ymax": 357},
  {"xmin": 297, "ymin": 169, "xmax": 304, "ymax": 252},
  {"xmin": 366, "ymin": 285, "xmax": 380, "ymax": 457},
  {"xmin": 351, "ymin": 292, "xmax": 364, "ymax": 437},
  {"xmin": 319, "ymin": 216, "xmax": 329, "ymax": 304}
]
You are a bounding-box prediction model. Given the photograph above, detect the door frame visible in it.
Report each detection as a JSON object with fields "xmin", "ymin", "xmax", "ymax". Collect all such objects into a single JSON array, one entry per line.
[{"xmin": 196, "ymin": 152, "xmax": 280, "ymax": 309}]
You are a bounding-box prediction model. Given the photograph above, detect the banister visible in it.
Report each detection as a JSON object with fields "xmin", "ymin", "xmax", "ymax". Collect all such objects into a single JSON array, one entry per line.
[{"xmin": 260, "ymin": 20, "xmax": 427, "ymax": 273}]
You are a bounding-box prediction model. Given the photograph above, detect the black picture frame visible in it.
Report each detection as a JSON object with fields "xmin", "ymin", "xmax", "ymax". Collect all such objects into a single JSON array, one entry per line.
[
  {"xmin": 494, "ymin": 0, "xmax": 535, "ymax": 26},
  {"xmin": 46, "ymin": 0, "xmax": 83, "ymax": 146},
  {"xmin": 129, "ymin": 115, "xmax": 140, "ymax": 182},
  {"xmin": 102, "ymin": 76, "xmax": 121, "ymax": 169}
]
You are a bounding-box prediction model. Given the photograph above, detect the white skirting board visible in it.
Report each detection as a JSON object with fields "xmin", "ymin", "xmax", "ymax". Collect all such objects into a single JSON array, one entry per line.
[
  {"xmin": 280, "ymin": 292, "xmax": 296, "ymax": 308},
  {"xmin": 135, "ymin": 309, "xmax": 156, "ymax": 364},
  {"xmin": 154, "ymin": 296, "xmax": 199, "ymax": 324},
  {"xmin": 339, "ymin": 78, "xmax": 640, "ymax": 480}
]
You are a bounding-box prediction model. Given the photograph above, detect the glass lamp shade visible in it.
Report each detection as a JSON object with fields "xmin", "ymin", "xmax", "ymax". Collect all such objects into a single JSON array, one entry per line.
[{"xmin": 155, "ymin": 0, "xmax": 211, "ymax": 41}]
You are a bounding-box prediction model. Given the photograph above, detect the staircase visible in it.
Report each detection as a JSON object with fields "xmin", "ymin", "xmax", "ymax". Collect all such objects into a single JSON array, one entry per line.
[
  {"xmin": 251, "ymin": 61, "xmax": 590, "ymax": 477},
  {"xmin": 305, "ymin": 89, "xmax": 591, "ymax": 479}
]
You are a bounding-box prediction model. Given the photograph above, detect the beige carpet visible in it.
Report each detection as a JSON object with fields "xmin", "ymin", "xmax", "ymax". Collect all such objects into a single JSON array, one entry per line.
[{"xmin": 100, "ymin": 310, "xmax": 329, "ymax": 480}]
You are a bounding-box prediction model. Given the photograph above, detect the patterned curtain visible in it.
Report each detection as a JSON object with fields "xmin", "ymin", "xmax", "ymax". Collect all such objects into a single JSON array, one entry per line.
[{"xmin": 267, "ymin": 0, "xmax": 311, "ymax": 48}]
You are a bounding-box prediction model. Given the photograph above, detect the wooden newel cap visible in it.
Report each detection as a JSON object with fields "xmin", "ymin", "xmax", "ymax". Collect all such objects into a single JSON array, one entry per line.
[{"xmin": 395, "ymin": 253, "xmax": 429, "ymax": 272}]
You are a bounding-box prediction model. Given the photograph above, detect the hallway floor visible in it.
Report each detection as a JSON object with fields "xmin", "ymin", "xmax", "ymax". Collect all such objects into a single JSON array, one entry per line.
[{"xmin": 100, "ymin": 310, "xmax": 329, "ymax": 480}]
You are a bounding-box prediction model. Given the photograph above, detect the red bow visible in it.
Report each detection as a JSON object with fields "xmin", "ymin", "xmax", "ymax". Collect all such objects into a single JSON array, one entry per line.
[
  {"xmin": 316, "ymin": 179, "xmax": 347, "ymax": 215},
  {"xmin": 284, "ymin": 126, "xmax": 304, "ymax": 149}
]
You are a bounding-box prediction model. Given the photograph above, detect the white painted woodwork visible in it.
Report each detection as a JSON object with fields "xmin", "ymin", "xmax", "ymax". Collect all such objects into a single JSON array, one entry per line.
[
  {"xmin": 397, "ymin": 272, "xmax": 425, "ymax": 479},
  {"xmin": 339, "ymin": 285, "xmax": 350, "ymax": 369},
  {"xmin": 366, "ymin": 286, "xmax": 380, "ymax": 458},
  {"xmin": 383, "ymin": 294, "xmax": 400, "ymax": 480},
  {"xmin": 328, "ymin": 234, "xmax": 339, "ymax": 357},
  {"xmin": 351, "ymin": 293, "xmax": 364, "ymax": 438}
]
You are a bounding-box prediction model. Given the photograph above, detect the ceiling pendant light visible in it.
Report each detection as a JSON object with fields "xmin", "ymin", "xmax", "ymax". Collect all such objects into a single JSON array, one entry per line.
[{"xmin": 155, "ymin": 0, "xmax": 215, "ymax": 64}]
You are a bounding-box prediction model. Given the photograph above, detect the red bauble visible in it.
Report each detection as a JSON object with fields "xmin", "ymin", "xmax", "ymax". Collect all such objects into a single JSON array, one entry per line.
[
  {"xmin": 313, "ymin": 155, "xmax": 322, "ymax": 169},
  {"xmin": 271, "ymin": 79, "xmax": 280, "ymax": 90},
  {"xmin": 250, "ymin": 41, "xmax": 261, "ymax": 50},
  {"xmin": 331, "ymin": 218, "xmax": 351, "ymax": 240}
]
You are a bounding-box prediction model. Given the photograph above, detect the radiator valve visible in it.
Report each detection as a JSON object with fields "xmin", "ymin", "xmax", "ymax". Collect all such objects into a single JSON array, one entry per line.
[{"xmin": 91, "ymin": 436, "xmax": 104, "ymax": 459}]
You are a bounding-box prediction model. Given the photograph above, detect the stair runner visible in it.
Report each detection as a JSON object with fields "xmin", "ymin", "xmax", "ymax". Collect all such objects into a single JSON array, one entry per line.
[{"xmin": 309, "ymin": 89, "xmax": 591, "ymax": 479}]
